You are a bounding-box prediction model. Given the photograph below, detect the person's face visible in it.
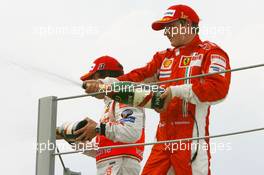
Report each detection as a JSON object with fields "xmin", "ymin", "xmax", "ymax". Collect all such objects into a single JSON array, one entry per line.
[
  {"xmin": 163, "ymin": 19, "xmax": 193, "ymax": 47},
  {"xmin": 90, "ymin": 72, "xmax": 101, "ymax": 80}
]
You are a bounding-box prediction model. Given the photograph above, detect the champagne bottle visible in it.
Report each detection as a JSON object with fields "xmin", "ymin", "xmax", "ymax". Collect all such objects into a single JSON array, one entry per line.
[
  {"xmin": 56, "ymin": 119, "xmax": 88, "ymax": 143},
  {"xmin": 101, "ymin": 82, "xmax": 165, "ymax": 109}
]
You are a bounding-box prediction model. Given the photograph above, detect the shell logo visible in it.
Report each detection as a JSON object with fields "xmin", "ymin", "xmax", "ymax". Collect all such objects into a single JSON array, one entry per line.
[
  {"xmin": 160, "ymin": 17, "xmax": 173, "ymax": 22},
  {"xmin": 163, "ymin": 59, "xmax": 173, "ymax": 68}
]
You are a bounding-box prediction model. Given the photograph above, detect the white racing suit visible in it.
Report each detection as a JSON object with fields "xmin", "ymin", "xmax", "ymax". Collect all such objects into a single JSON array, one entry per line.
[
  {"xmin": 94, "ymin": 97, "xmax": 145, "ymax": 175},
  {"xmin": 96, "ymin": 157, "xmax": 141, "ymax": 175}
]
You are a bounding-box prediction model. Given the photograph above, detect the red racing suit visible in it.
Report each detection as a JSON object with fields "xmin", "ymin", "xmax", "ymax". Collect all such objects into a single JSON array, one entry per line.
[{"xmin": 113, "ymin": 35, "xmax": 231, "ymax": 175}]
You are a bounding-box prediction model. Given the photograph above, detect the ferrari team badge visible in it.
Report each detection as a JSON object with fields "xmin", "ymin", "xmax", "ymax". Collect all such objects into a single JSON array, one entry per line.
[{"xmin": 179, "ymin": 56, "xmax": 192, "ymax": 67}]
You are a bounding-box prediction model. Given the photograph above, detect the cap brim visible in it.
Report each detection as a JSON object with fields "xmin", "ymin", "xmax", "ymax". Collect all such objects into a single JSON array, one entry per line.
[
  {"xmin": 152, "ymin": 18, "xmax": 179, "ymax": 31},
  {"xmin": 80, "ymin": 72, "xmax": 94, "ymax": 81}
]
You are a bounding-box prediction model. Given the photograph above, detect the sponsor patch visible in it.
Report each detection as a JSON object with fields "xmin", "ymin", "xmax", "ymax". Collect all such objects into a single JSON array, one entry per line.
[
  {"xmin": 98, "ymin": 63, "xmax": 105, "ymax": 70},
  {"xmin": 179, "ymin": 56, "xmax": 192, "ymax": 68},
  {"xmin": 180, "ymin": 12, "xmax": 189, "ymax": 19},
  {"xmin": 161, "ymin": 58, "xmax": 174, "ymax": 70},
  {"xmin": 121, "ymin": 109, "xmax": 133, "ymax": 118},
  {"xmin": 164, "ymin": 9, "xmax": 176, "ymax": 17},
  {"xmin": 209, "ymin": 65, "xmax": 226, "ymax": 76},
  {"xmin": 190, "ymin": 54, "xmax": 203, "ymax": 67},
  {"xmin": 88, "ymin": 63, "xmax": 96, "ymax": 71},
  {"xmin": 120, "ymin": 116, "xmax": 136, "ymax": 123},
  {"xmin": 160, "ymin": 57, "xmax": 173, "ymax": 78},
  {"xmin": 109, "ymin": 161, "xmax": 116, "ymax": 165},
  {"xmin": 106, "ymin": 165, "xmax": 113, "ymax": 175},
  {"xmin": 159, "ymin": 70, "xmax": 172, "ymax": 78},
  {"xmin": 211, "ymin": 54, "xmax": 226, "ymax": 68},
  {"xmin": 180, "ymin": 54, "xmax": 203, "ymax": 68}
]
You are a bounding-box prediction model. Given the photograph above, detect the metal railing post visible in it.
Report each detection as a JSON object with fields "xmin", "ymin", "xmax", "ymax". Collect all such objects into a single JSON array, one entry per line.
[{"xmin": 36, "ymin": 96, "xmax": 57, "ymax": 175}]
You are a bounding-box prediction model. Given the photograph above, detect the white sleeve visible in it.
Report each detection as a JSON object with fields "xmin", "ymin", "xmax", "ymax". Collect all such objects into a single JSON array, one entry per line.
[
  {"xmin": 170, "ymin": 84, "xmax": 224, "ymax": 105},
  {"xmin": 105, "ymin": 107, "xmax": 145, "ymax": 143}
]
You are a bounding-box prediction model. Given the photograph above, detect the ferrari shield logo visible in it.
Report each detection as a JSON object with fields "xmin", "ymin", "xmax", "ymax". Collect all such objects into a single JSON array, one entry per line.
[{"xmin": 180, "ymin": 56, "xmax": 192, "ymax": 68}]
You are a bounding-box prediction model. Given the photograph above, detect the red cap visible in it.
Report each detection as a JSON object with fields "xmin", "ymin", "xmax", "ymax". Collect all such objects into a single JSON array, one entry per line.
[
  {"xmin": 152, "ymin": 4, "xmax": 199, "ymax": 31},
  {"xmin": 80, "ymin": 55, "xmax": 123, "ymax": 81}
]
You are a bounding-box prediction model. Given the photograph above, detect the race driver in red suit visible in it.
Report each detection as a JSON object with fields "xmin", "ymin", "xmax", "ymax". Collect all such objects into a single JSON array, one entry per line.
[{"xmin": 83, "ymin": 4, "xmax": 231, "ymax": 175}]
